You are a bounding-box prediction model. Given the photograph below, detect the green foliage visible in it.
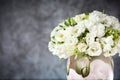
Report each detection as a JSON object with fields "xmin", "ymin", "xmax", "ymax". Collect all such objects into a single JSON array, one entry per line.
[
  {"xmin": 77, "ymin": 28, "xmax": 89, "ymax": 43},
  {"xmin": 75, "ymin": 58, "xmax": 90, "ymax": 77},
  {"xmin": 104, "ymin": 26, "xmax": 120, "ymax": 42},
  {"xmin": 57, "ymin": 41, "xmax": 64, "ymax": 44},
  {"xmin": 81, "ymin": 64, "xmax": 90, "ymax": 77},
  {"xmin": 59, "ymin": 25, "xmax": 66, "ymax": 30},
  {"xmin": 82, "ymin": 12, "xmax": 89, "ymax": 20},
  {"xmin": 64, "ymin": 18, "xmax": 77, "ymax": 27}
]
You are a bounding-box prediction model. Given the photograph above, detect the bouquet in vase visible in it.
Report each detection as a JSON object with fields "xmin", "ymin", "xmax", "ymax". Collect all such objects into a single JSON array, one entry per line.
[{"xmin": 48, "ymin": 11, "xmax": 120, "ymax": 80}]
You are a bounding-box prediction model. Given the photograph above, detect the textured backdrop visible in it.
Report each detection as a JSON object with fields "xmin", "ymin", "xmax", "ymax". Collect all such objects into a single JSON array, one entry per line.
[{"xmin": 0, "ymin": 0, "xmax": 120, "ymax": 79}]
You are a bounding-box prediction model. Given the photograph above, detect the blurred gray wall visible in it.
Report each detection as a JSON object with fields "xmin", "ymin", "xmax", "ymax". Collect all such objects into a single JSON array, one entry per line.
[{"xmin": 0, "ymin": 0, "xmax": 120, "ymax": 79}]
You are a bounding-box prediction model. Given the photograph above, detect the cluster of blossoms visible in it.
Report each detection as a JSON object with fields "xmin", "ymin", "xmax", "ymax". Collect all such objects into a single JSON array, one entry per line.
[{"xmin": 48, "ymin": 11, "xmax": 120, "ymax": 59}]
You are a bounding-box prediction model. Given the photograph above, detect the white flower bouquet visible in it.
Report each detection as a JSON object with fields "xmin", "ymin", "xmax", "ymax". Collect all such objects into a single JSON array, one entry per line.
[{"xmin": 48, "ymin": 11, "xmax": 120, "ymax": 79}]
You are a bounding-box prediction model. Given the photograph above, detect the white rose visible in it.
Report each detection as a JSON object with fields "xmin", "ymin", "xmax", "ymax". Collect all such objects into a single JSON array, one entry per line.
[
  {"xmin": 48, "ymin": 41, "xmax": 55, "ymax": 52},
  {"xmin": 87, "ymin": 42, "xmax": 102, "ymax": 56},
  {"xmin": 89, "ymin": 14, "xmax": 100, "ymax": 23},
  {"xmin": 85, "ymin": 33, "xmax": 95, "ymax": 45},
  {"xmin": 64, "ymin": 27, "xmax": 78, "ymax": 45},
  {"xmin": 103, "ymin": 47, "xmax": 118, "ymax": 57},
  {"xmin": 64, "ymin": 27, "xmax": 74, "ymax": 37},
  {"xmin": 89, "ymin": 23, "xmax": 105, "ymax": 38},
  {"xmin": 65, "ymin": 36, "xmax": 78, "ymax": 45},
  {"xmin": 55, "ymin": 30, "xmax": 66, "ymax": 42},
  {"xmin": 72, "ymin": 22, "xmax": 85, "ymax": 37},
  {"xmin": 103, "ymin": 44, "xmax": 112, "ymax": 52},
  {"xmin": 101, "ymin": 35, "xmax": 114, "ymax": 46},
  {"xmin": 53, "ymin": 43, "xmax": 76, "ymax": 59},
  {"xmin": 74, "ymin": 14, "xmax": 86, "ymax": 23},
  {"xmin": 102, "ymin": 38, "xmax": 115, "ymax": 57},
  {"xmin": 96, "ymin": 23, "xmax": 105, "ymax": 37},
  {"xmin": 105, "ymin": 16, "xmax": 120, "ymax": 28},
  {"xmin": 89, "ymin": 11, "xmax": 104, "ymax": 23},
  {"xmin": 85, "ymin": 20, "xmax": 94, "ymax": 30},
  {"xmin": 101, "ymin": 36, "xmax": 117, "ymax": 57},
  {"xmin": 77, "ymin": 43, "xmax": 87, "ymax": 52}
]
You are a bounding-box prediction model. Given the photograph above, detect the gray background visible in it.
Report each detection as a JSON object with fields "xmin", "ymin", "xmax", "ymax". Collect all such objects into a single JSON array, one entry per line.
[{"xmin": 0, "ymin": 0, "xmax": 120, "ymax": 79}]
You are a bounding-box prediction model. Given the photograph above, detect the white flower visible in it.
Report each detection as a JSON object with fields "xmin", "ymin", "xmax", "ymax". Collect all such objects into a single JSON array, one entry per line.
[
  {"xmin": 65, "ymin": 36, "xmax": 78, "ymax": 45},
  {"xmin": 101, "ymin": 35, "xmax": 114, "ymax": 46},
  {"xmin": 64, "ymin": 27, "xmax": 74, "ymax": 37},
  {"xmin": 84, "ymin": 20, "xmax": 94, "ymax": 30},
  {"xmin": 96, "ymin": 23, "xmax": 105, "ymax": 37},
  {"xmin": 72, "ymin": 22, "xmax": 85, "ymax": 37},
  {"xmin": 87, "ymin": 42, "xmax": 102, "ymax": 56},
  {"xmin": 48, "ymin": 41, "xmax": 55, "ymax": 52},
  {"xmin": 89, "ymin": 23, "xmax": 105, "ymax": 37},
  {"xmin": 85, "ymin": 33, "xmax": 95, "ymax": 45},
  {"xmin": 55, "ymin": 30, "xmax": 66, "ymax": 42},
  {"xmin": 49, "ymin": 10, "xmax": 120, "ymax": 59},
  {"xmin": 53, "ymin": 43, "xmax": 76, "ymax": 59},
  {"xmin": 101, "ymin": 36, "xmax": 117, "ymax": 57},
  {"xmin": 77, "ymin": 43, "xmax": 87, "ymax": 52},
  {"xmin": 74, "ymin": 14, "xmax": 86, "ymax": 23},
  {"xmin": 103, "ymin": 44, "xmax": 112, "ymax": 52},
  {"xmin": 105, "ymin": 16, "xmax": 120, "ymax": 28},
  {"xmin": 101, "ymin": 36, "xmax": 114, "ymax": 57},
  {"xmin": 89, "ymin": 11, "xmax": 104, "ymax": 23},
  {"xmin": 103, "ymin": 47, "xmax": 118, "ymax": 57}
]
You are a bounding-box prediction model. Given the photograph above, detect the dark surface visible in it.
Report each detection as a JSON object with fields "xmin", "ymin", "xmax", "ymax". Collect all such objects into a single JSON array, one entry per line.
[{"xmin": 0, "ymin": 0, "xmax": 120, "ymax": 79}]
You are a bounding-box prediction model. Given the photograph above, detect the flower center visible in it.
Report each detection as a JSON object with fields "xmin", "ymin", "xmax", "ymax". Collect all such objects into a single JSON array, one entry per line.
[
  {"xmin": 59, "ymin": 34, "xmax": 64, "ymax": 38},
  {"xmin": 91, "ymin": 47, "xmax": 98, "ymax": 52}
]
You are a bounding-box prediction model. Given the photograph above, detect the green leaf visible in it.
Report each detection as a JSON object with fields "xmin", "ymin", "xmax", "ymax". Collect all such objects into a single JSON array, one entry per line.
[
  {"xmin": 104, "ymin": 26, "xmax": 120, "ymax": 42},
  {"xmin": 82, "ymin": 12, "xmax": 89, "ymax": 20},
  {"xmin": 64, "ymin": 18, "xmax": 77, "ymax": 27},
  {"xmin": 70, "ymin": 18, "xmax": 77, "ymax": 26},
  {"xmin": 77, "ymin": 28, "xmax": 89, "ymax": 43},
  {"xmin": 111, "ymin": 45, "xmax": 115, "ymax": 48},
  {"xmin": 75, "ymin": 61, "xmax": 82, "ymax": 74},
  {"xmin": 59, "ymin": 25, "xmax": 66, "ymax": 30},
  {"xmin": 51, "ymin": 36, "xmax": 55, "ymax": 41},
  {"xmin": 81, "ymin": 63, "xmax": 90, "ymax": 77},
  {"xmin": 100, "ymin": 42, "xmax": 104, "ymax": 49},
  {"xmin": 57, "ymin": 41, "xmax": 64, "ymax": 44},
  {"xmin": 64, "ymin": 20, "xmax": 69, "ymax": 26},
  {"xmin": 74, "ymin": 49, "xmax": 80, "ymax": 55},
  {"xmin": 84, "ymin": 12, "xmax": 89, "ymax": 15}
]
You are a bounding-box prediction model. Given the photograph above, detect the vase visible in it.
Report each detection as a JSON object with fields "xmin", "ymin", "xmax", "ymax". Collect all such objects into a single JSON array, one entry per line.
[{"xmin": 67, "ymin": 55, "xmax": 114, "ymax": 80}]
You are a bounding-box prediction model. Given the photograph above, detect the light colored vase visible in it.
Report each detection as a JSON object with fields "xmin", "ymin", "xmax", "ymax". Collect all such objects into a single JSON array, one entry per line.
[{"xmin": 67, "ymin": 55, "xmax": 114, "ymax": 80}]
